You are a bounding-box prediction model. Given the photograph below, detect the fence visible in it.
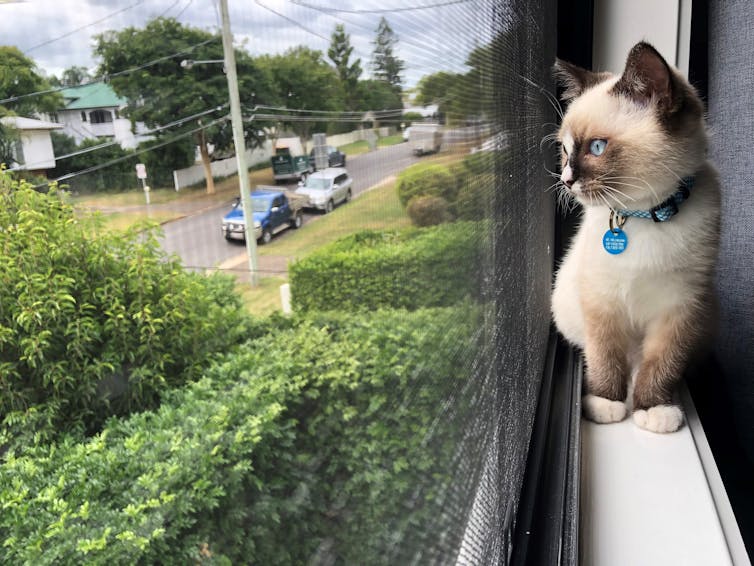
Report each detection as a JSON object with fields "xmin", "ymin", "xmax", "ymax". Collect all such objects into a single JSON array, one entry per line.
[{"xmin": 172, "ymin": 128, "xmax": 395, "ymax": 190}]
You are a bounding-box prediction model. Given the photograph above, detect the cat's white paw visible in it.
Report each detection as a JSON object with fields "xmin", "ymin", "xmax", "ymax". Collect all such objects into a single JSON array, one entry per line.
[
  {"xmin": 632, "ymin": 405, "xmax": 684, "ymax": 433},
  {"xmin": 582, "ymin": 395, "xmax": 627, "ymax": 423}
]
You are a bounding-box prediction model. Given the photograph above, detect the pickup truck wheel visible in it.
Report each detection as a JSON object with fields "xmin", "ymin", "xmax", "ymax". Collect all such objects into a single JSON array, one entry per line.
[
  {"xmin": 345, "ymin": 189, "xmax": 352, "ymax": 203},
  {"xmin": 260, "ymin": 228, "xmax": 272, "ymax": 245},
  {"xmin": 291, "ymin": 213, "xmax": 303, "ymax": 229},
  {"xmin": 325, "ymin": 200, "xmax": 334, "ymax": 214}
]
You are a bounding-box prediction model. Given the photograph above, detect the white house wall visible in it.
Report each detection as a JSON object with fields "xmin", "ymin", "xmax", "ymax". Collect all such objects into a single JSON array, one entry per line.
[
  {"xmin": 19, "ymin": 130, "xmax": 56, "ymax": 170},
  {"xmin": 57, "ymin": 108, "xmax": 150, "ymax": 149}
]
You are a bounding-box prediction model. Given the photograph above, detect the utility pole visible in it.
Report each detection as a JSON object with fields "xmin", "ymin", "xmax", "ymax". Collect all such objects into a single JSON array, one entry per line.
[{"xmin": 220, "ymin": 0, "xmax": 259, "ymax": 286}]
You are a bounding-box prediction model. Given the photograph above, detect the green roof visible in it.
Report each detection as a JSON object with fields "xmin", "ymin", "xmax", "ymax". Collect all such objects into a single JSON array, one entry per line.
[{"xmin": 60, "ymin": 82, "xmax": 126, "ymax": 110}]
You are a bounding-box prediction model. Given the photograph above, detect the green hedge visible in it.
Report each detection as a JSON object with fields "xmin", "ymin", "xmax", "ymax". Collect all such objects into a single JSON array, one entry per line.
[
  {"xmin": 0, "ymin": 176, "xmax": 258, "ymax": 453},
  {"xmin": 0, "ymin": 306, "xmax": 480, "ymax": 565},
  {"xmin": 289, "ymin": 222, "xmax": 484, "ymax": 312},
  {"xmin": 396, "ymin": 162, "xmax": 458, "ymax": 207},
  {"xmin": 396, "ymin": 153, "xmax": 502, "ymax": 226}
]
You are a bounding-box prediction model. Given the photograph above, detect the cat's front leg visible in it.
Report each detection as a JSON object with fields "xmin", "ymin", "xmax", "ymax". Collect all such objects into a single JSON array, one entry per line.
[
  {"xmin": 582, "ymin": 305, "xmax": 630, "ymax": 424},
  {"xmin": 632, "ymin": 310, "xmax": 696, "ymax": 433}
]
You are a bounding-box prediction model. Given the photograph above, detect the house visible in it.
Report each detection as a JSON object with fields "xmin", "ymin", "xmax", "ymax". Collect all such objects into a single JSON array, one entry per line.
[
  {"xmin": 52, "ymin": 82, "xmax": 150, "ymax": 149},
  {"xmin": 0, "ymin": 116, "xmax": 62, "ymax": 174}
]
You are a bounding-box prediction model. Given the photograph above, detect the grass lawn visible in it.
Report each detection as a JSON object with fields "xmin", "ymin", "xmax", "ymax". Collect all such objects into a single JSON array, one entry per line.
[
  {"xmin": 338, "ymin": 140, "xmax": 370, "ymax": 156},
  {"xmin": 257, "ymin": 177, "xmax": 410, "ymax": 260},
  {"xmin": 236, "ymin": 276, "xmax": 288, "ymax": 317},
  {"xmin": 377, "ymin": 134, "xmax": 405, "ymax": 147},
  {"xmin": 339, "ymin": 134, "xmax": 404, "ymax": 157},
  {"xmin": 97, "ymin": 211, "xmax": 183, "ymax": 232},
  {"xmin": 73, "ymin": 167, "xmax": 279, "ymax": 232}
]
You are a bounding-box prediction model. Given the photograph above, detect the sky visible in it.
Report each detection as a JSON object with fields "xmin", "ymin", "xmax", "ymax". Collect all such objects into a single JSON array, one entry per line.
[{"xmin": 0, "ymin": 0, "xmax": 495, "ymax": 89}]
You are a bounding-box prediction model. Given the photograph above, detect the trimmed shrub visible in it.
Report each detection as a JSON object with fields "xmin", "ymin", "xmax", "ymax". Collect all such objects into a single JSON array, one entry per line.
[
  {"xmin": 0, "ymin": 176, "xmax": 257, "ymax": 453},
  {"xmin": 406, "ymin": 194, "xmax": 451, "ymax": 226},
  {"xmin": 289, "ymin": 222, "xmax": 483, "ymax": 312},
  {"xmin": 0, "ymin": 306, "xmax": 481, "ymax": 565},
  {"xmin": 396, "ymin": 162, "xmax": 457, "ymax": 207}
]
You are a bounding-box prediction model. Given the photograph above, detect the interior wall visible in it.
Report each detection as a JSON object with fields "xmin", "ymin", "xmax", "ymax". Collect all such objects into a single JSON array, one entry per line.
[{"xmin": 592, "ymin": 0, "xmax": 680, "ymax": 73}]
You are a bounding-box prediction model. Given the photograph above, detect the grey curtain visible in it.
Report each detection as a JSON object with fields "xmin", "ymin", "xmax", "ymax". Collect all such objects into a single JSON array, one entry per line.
[{"xmin": 708, "ymin": 0, "xmax": 754, "ymax": 463}]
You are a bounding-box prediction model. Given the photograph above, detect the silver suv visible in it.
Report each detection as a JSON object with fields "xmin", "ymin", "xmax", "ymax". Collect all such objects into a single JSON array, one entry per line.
[{"xmin": 294, "ymin": 167, "xmax": 353, "ymax": 213}]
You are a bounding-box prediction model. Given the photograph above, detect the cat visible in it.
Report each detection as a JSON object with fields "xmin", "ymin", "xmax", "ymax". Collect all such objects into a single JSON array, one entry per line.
[{"xmin": 550, "ymin": 42, "xmax": 720, "ymax": 433}]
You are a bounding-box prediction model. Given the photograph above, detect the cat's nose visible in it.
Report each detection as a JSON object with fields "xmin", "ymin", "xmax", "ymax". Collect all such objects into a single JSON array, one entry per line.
[{"xmin": 561, "ymin": 165, "xmax": 575, "ymax": 187}]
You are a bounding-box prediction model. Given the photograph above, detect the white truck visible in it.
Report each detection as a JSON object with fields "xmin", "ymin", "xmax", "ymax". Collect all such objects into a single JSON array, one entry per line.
[{"xmin": 409, "ymin": 123, "xmax": 443, "ymax": 155}]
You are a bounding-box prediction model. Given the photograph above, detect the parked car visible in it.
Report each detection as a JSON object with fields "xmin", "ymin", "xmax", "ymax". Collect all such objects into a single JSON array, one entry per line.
[
  {"xmin": 309, "ymin": 145, "xmax": 346, "ymax": 170},
  {"xmin": 295, "ymin": 168, "xmax": 353, "ymax": 213},
  {"xmin": 271, "ymin": 144, "xmax": 312, "ymax": 183},
  {"xmin": 221, "ymin": 187, "xmax": 308, "ymax": 244}
]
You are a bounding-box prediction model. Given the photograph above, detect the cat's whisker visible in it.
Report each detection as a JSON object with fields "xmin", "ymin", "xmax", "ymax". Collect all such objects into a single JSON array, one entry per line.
[
  {"xmin": 658, "ymin": 162, "xmax": 684, "ymax": 183},
  {"xmin": 602, "ymin": 185, "xmax": 636, "ymax": 202},
  {"xmin": 601, "ymin": 178, "xmax": 661, "ymax": 203},
  {"xmin": 600, "ymin": 187, "xmax": 630, "ymax": 210},
  {"xmin": 517, "ymin": 73, "xmax": 564, "ymax": 120}
]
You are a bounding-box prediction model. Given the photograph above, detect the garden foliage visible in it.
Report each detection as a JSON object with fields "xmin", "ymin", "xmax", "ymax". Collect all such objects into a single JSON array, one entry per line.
[
  {"xmin": 396, "ymin": 151, "xmax": 499, "ymax": 226},
  {"xmin": 0, "ymin": 175, "xmax": 256, "ymax": 453},
  {"xmin": 0, "ymin": 307, "xmax": 480, "ymax": 565},
  {"xmin": 289, "ymin": 222, "xmax": 483, "ymax": 312}
]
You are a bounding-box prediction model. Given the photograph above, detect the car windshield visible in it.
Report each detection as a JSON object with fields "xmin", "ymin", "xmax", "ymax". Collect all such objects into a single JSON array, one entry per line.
[
  {"xmin": 251, "ymin": 197, "xmax": 270, "ymax": 213},
  {"xmin": 303, "ymin": 178, "xmax": 331, "ymax": 190}
]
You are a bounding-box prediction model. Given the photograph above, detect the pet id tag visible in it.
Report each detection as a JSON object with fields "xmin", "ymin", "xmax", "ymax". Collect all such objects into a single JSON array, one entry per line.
[{"xmin": 603, "ymin": 227, "xmax": 628, "ymax": 254}]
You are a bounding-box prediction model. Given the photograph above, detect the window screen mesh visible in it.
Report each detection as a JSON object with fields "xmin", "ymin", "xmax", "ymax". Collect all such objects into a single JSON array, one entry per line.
[{"xmin": 0, "ymin": 0, "xmax": 556, "ymax": 563}]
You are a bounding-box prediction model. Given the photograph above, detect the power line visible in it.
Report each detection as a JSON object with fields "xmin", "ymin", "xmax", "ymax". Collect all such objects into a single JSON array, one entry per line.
[
  {"xmin": 1, "ymin": 38, "xmax": 219, "ymax": 106},
  {"xmin": 289, "ymin": 0, "xmax": 471, "ymax": 14},
  {"xmin": 23, "ymin": 1, "xmax": 146, "ymax": 54},
  {"xmin": 35, "ymin": 116, "xmax": 229, "ymax": 189},
  {"xmin": 174, "ymin": 0, "xmax": 195, "ymax": 20},
  {"xmin": 253, "ymin": 0, "xmax": 330, "ymax": 42},
  {"xmin": 18, "ymin": 105, "xmax": 228, "ymax": 170},
  {"xmin": 249, "ymin": 104, "xmax": 403, "ymax": 116}
]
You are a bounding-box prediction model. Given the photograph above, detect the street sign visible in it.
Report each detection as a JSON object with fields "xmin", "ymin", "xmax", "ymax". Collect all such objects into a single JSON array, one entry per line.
[{"xmin": 135, "ymin": 163, "xmax": 147, "ymax": 179}]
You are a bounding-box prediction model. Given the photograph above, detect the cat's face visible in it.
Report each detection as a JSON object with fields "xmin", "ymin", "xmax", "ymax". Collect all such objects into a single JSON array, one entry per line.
[{"xmin": 555, "ymin": 43, "xmax": 705, "ymax": 210}]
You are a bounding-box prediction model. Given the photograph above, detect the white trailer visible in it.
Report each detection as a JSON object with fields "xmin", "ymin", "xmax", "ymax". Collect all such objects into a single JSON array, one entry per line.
[{"xmin": 409, "ymin": 123, "xmax": 443, "ymax": 155}]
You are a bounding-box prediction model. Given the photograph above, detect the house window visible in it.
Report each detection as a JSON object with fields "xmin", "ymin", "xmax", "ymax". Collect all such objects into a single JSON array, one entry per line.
[
  {"xmin": 81, "ymin": 111, "xmax": 87, "ymax": 122},
  {"xmin": 90, "ymin": 110, "xmax": 113, "ymax": 124}
]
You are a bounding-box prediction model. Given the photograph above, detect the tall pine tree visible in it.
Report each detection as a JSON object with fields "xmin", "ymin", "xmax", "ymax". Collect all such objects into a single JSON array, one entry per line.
[
  {"xmin": 328, "ymin": 24, "xmax": 362, "ymax": 110},
  {"xmin": 370, "ymin": 17, "xmax": 404, "ymax": 91}
]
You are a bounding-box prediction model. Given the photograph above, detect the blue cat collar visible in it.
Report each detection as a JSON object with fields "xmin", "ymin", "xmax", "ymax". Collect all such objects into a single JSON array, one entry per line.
[{"xmin": 617, "ymin": 176, "xmax": 695, "ymax": 223}]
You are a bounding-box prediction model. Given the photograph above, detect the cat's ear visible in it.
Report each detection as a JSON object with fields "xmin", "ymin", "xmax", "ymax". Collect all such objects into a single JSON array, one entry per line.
[
  {"xmin": 612, "ymin": 42, "xmax": 677, "ymax": 111},
  {"xmin": 553, "ymin": 59, "xmax": 610, "ymax": 101}
]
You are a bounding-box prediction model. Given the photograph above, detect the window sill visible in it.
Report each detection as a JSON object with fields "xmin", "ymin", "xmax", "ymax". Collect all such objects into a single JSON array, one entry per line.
[{"xmin": 580, "ymin": 383, "xmax": 751, "ymax": 566}]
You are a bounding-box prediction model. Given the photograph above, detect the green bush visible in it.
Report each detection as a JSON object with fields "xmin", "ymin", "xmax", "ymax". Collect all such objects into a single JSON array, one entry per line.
[
  {"xmin": 396, "ymin": 162, "xmax": 458, "ymax": 207},
  {"xmin": 0, "ymin": 175, "xmax": 257, "ymax": 453},
  {"xmin": 406, "ymin": 194, "xmax": 451, "ymax": 226},
  {"xmin": 0, "ymin": 306, "xmax": 481, "ymax": 565},
  {"xmin": 289, "ymin": 222, "xmax": 482, "ymax": 312}
]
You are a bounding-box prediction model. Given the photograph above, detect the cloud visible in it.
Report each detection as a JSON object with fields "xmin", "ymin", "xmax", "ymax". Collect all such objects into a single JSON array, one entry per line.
[{"xmin": 0, "ymin": 0, "xmax": 488, "ymax": 85}]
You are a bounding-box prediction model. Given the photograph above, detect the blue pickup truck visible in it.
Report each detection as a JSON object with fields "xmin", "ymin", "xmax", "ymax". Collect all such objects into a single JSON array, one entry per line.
[{"xmin": 221, "ymin": 187, "xmax": 308, "ymax": 244}]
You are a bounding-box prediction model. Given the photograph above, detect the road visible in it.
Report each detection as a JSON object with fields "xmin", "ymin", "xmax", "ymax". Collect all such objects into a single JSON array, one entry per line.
[{"xmin": 159, "ymin": 141, "xmax": 421, "ymax": 271}]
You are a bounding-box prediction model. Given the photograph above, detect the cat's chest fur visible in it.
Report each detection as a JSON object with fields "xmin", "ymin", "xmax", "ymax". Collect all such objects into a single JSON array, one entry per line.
[{"xmin": 565, "ymin": 164, "xmax": 719, "ymax": 324}]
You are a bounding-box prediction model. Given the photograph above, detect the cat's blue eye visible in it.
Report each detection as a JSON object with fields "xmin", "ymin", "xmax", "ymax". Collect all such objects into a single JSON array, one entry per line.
[{"xmin": 589, "ymin": 139, "xmax": 607, "ymax": 156}]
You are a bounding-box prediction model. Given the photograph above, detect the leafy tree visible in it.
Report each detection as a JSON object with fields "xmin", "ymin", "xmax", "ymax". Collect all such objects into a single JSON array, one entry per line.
[
  {"xmin": 328, "ymin": 24, "xmax": 362, "ymax": 109},
  {"xmin": 370, "ymin": 17, "xmax": 405, "ymax": 90},
  {"xmin": 257, "ymin": 47, "xmax": 343, "ymax": 147},
  {"xmin": 0, "ymin": 120, "xmax": 20, "ymax": 167},
  {"xmin": 415, "ymin": 70, "xmax": 462, "ymax": 122},
  {"xmin": 0, "ymin": 174, "xmax": 255, "ymax": 453},
  {"xmin": 59, "ymin": 65, "xmax": 91, "ymax": 87},
  {"xmin": 50, "ymin": 130, "xmax": 77, "ymax": 158},
  {"xmin": 0, "ymin": 46, "xmax": 63, "ymax": 117},
  {"xmin": 94, "ymin": 17, "xmax": 273, "ymax": 194},
  {"xmin": 137, "ymin": 136, "xmax": 195, "ymax": 187}
]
